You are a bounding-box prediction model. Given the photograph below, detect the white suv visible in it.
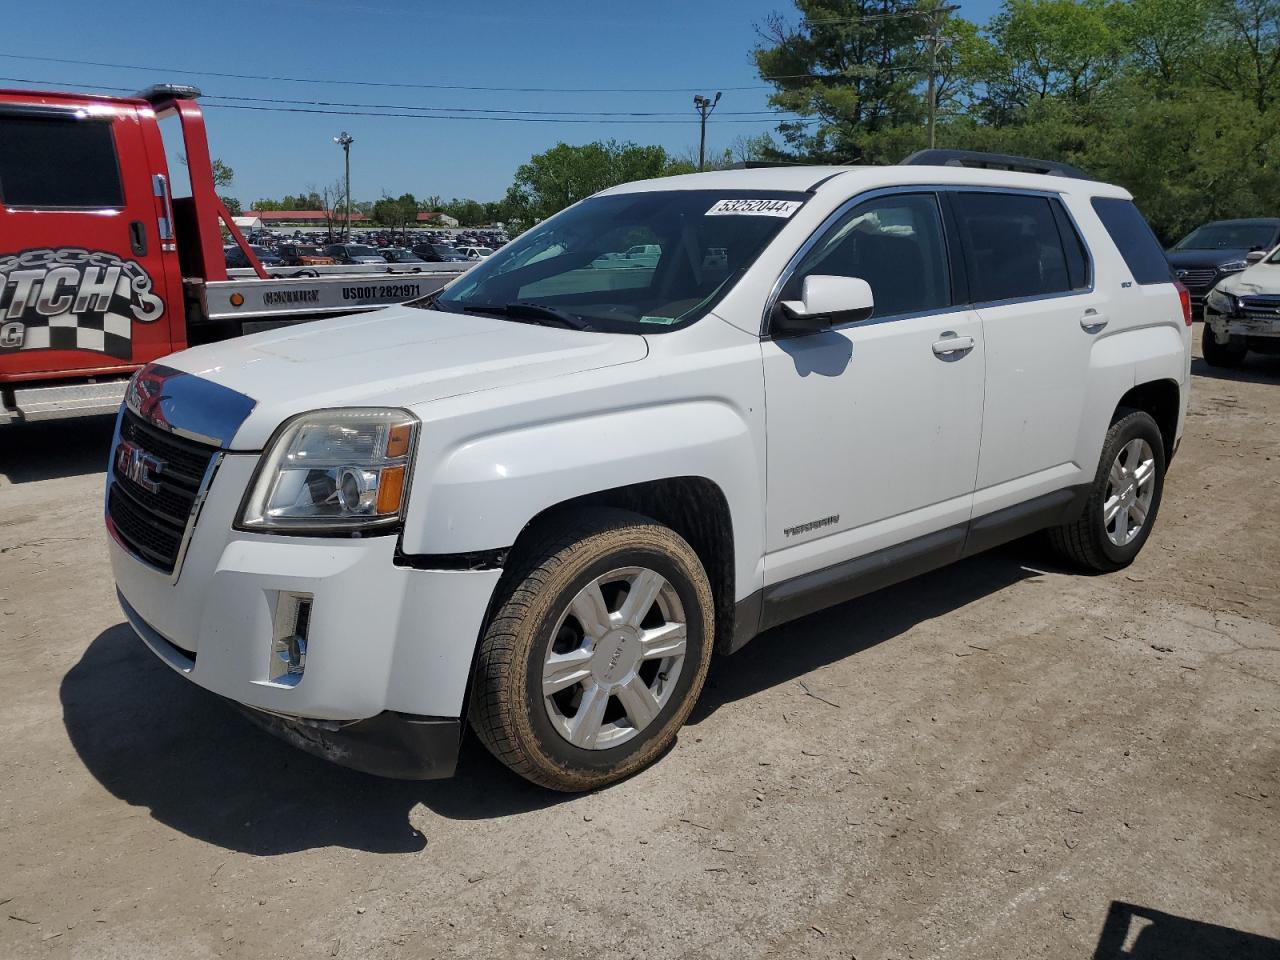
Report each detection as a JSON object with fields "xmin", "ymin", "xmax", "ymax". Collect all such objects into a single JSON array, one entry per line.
[{"xmin": 107, "ymin": 151, "xmax": 1192, "ymax": 791}]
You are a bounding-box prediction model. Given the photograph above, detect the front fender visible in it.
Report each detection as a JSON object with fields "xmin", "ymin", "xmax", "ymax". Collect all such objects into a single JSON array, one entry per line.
[{"xmin": 399, "ymin": 398, "xmax": 765, "ymax": 597}]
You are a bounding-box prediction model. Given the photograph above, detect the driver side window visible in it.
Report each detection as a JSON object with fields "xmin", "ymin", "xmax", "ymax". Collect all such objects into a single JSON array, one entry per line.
[{"xmin": 783, "ymin": 193, "xmax": 952, "ymax": 320}]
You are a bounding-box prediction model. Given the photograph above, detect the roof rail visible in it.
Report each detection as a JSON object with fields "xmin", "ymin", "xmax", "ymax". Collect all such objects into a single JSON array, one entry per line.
[
  {"xmin": 134, "ymin": 84, "xmax": 202, "ymax": 104},
  {"xmin": 729, "ymin": 160, "xmax": 806, "ymax": 169},
  {"xmin": 900, "ymin": 148, "xmax": 1091, "ymax": 181}
]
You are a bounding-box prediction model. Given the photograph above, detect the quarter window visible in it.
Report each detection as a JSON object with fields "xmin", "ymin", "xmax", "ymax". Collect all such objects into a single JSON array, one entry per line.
[
  {"xmin": 781, "ymin": 193, "xmax": 952, "ymax": 319},
  {"xmin": 1090, "ymin": 197, "xmax": 1173, "ymax": 285},
  {"xmin": 953, "ymin": 192, "xmax": 1087, "ymax": 302},
  {"xmin": 0, "ymin": 113, "xmax": 124, "ymax": 208}
]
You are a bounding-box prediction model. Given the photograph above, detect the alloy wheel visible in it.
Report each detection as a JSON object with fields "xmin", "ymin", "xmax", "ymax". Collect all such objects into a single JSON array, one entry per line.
[
  {"xmin": 1103, "ymin": 438, "xmax": 1156, "ymax": 547},
  {"xmin": 541, "ymin": 566, "xmax": 687, "ymax": 750}
]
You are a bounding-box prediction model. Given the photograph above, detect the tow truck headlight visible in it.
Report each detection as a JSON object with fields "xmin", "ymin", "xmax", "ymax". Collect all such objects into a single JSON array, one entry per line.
[
  {"xmin": 1205, "ymin": 288, "xmax": 1237, "ymax": 316},
  {"xmin": 238, "ymin": 408, "xmax": 418, "ymax": 533}
]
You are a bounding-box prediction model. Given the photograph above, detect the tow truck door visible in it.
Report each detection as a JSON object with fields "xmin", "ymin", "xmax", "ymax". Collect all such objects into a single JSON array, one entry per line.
[{"xmin": 0, "ymin": 96, "xmax": 180, "ymax": 376}]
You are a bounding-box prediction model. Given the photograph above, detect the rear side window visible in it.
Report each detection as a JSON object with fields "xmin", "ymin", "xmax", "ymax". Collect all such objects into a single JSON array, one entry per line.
[
  {"xmin": 953, "ymin": 192, "xmax": 1087, "ymax": 302},
  {"xmin": 1090, "ymin": 197, "xmax": 1172, "ymax": 285},
  {"xmin": 0, "ymin": 112, "xmax": 124, "ymax": 208}
]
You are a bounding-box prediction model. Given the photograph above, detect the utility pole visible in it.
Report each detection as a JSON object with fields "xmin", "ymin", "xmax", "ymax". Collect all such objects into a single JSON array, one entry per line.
[
  {"xmin": 333, "ymin": 131, "xmax": 354, "ymax": 240},
  {"xmin": 921, "ymin": 5, "xmax": 959, "ymax": 150},
  {"xmin": 693, "ymin": 92, "xmax": 722, "ymax": 171}
]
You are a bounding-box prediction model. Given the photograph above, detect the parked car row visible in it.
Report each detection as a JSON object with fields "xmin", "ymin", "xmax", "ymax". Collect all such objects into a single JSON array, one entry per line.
[
  {"xmin": 226, "ymin": 227, "xmax": 509, "ymax": 271},
  {"xmin": 1164, "ymin": 218, "xmax": 1280, "ymax": 316}
]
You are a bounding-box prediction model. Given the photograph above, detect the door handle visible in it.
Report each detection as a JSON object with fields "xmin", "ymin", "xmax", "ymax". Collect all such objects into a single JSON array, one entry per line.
[
  {"xmin": 128, "ymin": 220, "xmax": 148, "ymax": 257},
  {"xmin": 1080, "ymin": 308, "xmax": 1108, "ymax": 333},
  {"xmin": 932, "ymin": 332, "xmax": 975, "ymax": 358}
]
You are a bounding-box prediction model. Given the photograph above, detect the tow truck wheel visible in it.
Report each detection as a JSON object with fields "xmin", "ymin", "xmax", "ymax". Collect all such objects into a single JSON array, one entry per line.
[
  {"xmin": 1202, "ymin": 324, "xmax": 1247, "ymax": 368},
  {"xmin": 469, "ymin": 508, "xmax": 714, "ymax": 792}
]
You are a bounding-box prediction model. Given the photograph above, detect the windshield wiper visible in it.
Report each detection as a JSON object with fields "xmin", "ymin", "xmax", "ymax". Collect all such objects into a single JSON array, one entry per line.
[{"xmin": 462, "ymin": 301, "xmax": 592, "ymax": 330}]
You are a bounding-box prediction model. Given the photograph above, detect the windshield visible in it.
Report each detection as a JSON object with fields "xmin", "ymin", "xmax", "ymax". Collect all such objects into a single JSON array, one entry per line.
[
  {"xmin": 429, "ymin": 189, "xmax": 806, "ymax": 332},
  {"xmin": 1175, "ymin": 223, "xmax": 1278, "ymax": 251}
]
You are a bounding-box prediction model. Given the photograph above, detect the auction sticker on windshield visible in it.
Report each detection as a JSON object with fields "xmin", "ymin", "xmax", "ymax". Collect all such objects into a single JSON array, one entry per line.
[{"xmin": 705, "ymin": 199, "xmax": 803, "ymax": 218}]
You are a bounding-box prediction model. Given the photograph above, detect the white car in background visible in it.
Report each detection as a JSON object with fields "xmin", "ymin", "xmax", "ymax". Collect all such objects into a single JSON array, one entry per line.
[
  {"xmin": 456, "ymin": 246, "xmax": 492, "ymax": 260},
  {"xmin": 1203, "ymin": 245, "xmax": 1280, "ymax": 366}
]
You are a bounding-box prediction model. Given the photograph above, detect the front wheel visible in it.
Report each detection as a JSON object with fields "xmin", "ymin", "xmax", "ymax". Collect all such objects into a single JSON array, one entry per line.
[
  {"xmin": 1203, "ymin": 323, "xmax": 1248, "ymax": 367},
  {"xmin": 469, "ymin": 508, "xmax": 714, "ymax": 791},
  {"xmin": 1049, "ymin": 409, "xmax": 1166, "ymax": 572}
]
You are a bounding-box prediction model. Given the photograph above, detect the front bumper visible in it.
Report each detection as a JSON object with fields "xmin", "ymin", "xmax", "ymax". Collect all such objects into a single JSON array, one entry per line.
[
  {"xmin": 235, "ymin": 704, "xmax": 461, "ymax": 780},
  {"xmin": 110, "ymin": 451, "xmax": 503, "ymax": 730},
  {"xmin": 1205, "ymin": 312, "xmax": 1280, "ymax": 339}
]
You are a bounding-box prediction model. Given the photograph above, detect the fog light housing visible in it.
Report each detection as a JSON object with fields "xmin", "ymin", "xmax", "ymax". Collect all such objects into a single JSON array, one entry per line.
[{"xmin": 269, "ymin": 592, "xmax": 313, "ymax": 684}]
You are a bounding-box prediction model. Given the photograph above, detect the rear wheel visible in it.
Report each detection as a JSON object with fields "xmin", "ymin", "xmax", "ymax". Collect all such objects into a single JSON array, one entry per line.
[
  {"xmin": 469, "ymin": 508, "xmax": 714, "ymax": 791},
  {"xmin": 1203, "ymin": 323, "xmax": 1247, "ymax": 367},
  {"xmin": 1049, "ymin": 409, "xmax": 1166, "ymax": 572}
]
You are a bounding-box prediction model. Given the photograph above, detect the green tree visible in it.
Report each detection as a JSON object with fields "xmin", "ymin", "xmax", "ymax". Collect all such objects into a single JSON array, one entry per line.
[
  {"xmin": 1201, "ymin": 0, "xmax": 1280, "ymax": 113},
  {"xmin": 981, "ymin": 0, "xmax": 1121, "ymax": 115},
  {"xmin": 502, "ymin": 141, "xmax": 678, "ymax": 227},
  {"xmin": 221, "ymin": 196, "xmax": 243, "ymax": 217},
  {"xmin": 372, "ymin": 192, "xmax": 418, "ymax": 241},
  {"xmin": 211, "ymin": 158, "xmax": 235, "ymax": 189},
  {"xmin": 753, "ymin": 0, "xmax": 954, "ymax": 162},
  {"xmin": 440, "ymin": 198, "xmax": 489, "ymax": 226},
  {"xmin": 1108, "ymin": 0, "xmax": 1216, "ymax": 86}
]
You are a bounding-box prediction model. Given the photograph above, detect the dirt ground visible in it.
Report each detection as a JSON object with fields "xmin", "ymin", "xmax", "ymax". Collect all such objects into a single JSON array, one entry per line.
[{"xmin": 2, "ymin": 328, "xmax": 1277, "ymax": 960}]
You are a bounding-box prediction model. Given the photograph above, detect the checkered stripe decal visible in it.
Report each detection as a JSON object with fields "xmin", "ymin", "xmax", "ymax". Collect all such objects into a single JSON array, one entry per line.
[{"xmin": 0, "ymin": 248, "xmax": 164, "ymax": 361}]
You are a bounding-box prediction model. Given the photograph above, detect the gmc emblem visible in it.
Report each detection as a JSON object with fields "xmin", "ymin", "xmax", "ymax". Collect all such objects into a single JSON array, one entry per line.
[{"xmin": 116, "ymin": 440, "xmax": 166, "ymax": 493}]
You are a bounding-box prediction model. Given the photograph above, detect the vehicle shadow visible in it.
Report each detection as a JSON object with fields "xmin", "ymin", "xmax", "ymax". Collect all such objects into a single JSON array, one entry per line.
[
  {"xmin": 1092, "ymin": 901, "xmax": 1280, "ymax": 959},
  {"xmin": 692, "ymin": 542, "xmax": 1050, "ymax": 721},
  {"xmin": 0, "ymin": 415, "xmax": 115, "ymax": 484},
  {"xmin": 59, "ymin": 624, "xmax": 574, "ymax": 855},
  {"xmin": 1190, "ymin": 354, "xmax": 1280, "ymax": 385},
  {"xmin": 61, "ymin": 542, "xmax": 1058, "ymax": 853}
]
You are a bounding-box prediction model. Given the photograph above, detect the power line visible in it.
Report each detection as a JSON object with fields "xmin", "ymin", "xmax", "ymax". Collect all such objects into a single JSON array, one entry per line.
[
  {"xmin": 803, "ymin": 9, "xmax": 956, "ymax": 25},
  {"xmin": 206, "ymin": 102, "xmax": 815, "ymax": 125},
  {"xmin": 205, "ymin": 93, "xmax": 793, "ymax": 119},
  {"xmin": 0, "ymin": 76, "xmax": 799, "ymax": 117},
  {"xmin": 0, "ymin": 75, "xmax": 812, "ymax": 124},
  {"xmin": 0, "ymin": 51, "xmax": 811, "ymax": 93}
]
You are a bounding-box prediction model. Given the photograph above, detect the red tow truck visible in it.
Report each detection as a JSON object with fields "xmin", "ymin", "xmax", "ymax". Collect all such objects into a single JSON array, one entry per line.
[{"xmin": 0, "ymin": 84, "xmax": 467, "ymax": 422}]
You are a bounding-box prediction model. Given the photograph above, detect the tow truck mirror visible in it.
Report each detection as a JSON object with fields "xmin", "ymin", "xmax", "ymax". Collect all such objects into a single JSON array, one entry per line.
[{"xmin": 774, "ymin": 275, "xmax": 875, "ymax": 338}]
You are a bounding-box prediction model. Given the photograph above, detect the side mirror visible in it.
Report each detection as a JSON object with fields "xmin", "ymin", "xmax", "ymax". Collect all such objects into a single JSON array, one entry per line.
[
  {"xmin": 774, "ymin": 275, "xmax": 875, "ymax": 337},
  {"xmin": 1246, "ymin": 250, "xmax": 1266, "ymax": 264}
]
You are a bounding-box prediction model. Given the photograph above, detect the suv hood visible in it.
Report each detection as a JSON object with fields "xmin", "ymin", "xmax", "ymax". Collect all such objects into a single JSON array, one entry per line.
[
  {"xmin": 1216, "ymin": 259, "xmax": 1280, "ymax": 296},
  {"xmin": 160, "ymin": 305, "xmax": 649, "ymax": 449},
  {"xmin": 1166, "ymin": 248, "xmax": 1251, "ymax": 269}
]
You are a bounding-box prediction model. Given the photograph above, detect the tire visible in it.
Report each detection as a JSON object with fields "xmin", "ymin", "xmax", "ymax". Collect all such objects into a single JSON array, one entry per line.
[
  {"xmin": 1049, "ymin": 409, "xmax": 1167, "ymax": 573},
  {"xmin": 1203, "ymin": 323, "xmax": 1247, "ymax": 368},
  {"xmin": 469, "ymin": 508, "xmax": 714, "ymax": 791}
]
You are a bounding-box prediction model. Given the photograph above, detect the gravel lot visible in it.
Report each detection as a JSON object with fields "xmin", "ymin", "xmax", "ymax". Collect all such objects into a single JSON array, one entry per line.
[{"xmin": 2, "ymin": 329, "xmax": 1277, "ymax": 960}]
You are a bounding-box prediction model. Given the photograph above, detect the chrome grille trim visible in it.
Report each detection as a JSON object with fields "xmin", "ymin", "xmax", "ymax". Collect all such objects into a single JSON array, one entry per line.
[
  {"xmin": 105, "ymin": 364, "xmax": 256, "ymax": 582},
  {"xmin": 1238, "ymin": 295, "xmax": 1280, "ymax": 320},
  {"xmin": 106, "ymin": 409, "xmax": 222, "ymax": 577},
  {"xmin": 1176, "ymin": 268, "xmax": 1217, "ymax": 290}
]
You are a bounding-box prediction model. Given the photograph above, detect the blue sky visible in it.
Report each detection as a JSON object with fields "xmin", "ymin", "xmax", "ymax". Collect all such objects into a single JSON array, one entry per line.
[{"xmin": 2, "ymin": 0, "xmax": 1003, "ymax": 205}]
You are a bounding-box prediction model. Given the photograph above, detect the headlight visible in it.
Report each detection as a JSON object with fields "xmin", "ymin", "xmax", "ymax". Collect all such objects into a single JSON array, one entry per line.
[
  {"xmin": 1218, "ymin": 259, "xmax": 1248, "ymax": 273},
  {"xmin": 238, "ymin": 408, "xmax": 418, "ymax": 533},
  {"xmin": 1205, "ymin": 288, "xmax": 1237, "ymax": 316}
]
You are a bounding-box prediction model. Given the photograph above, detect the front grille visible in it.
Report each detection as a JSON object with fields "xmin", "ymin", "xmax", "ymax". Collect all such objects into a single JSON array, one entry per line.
[
  {"xmin": 1177, "ymin": 268, "xmax": 1217, "ymax": 291},
  {"xmin": 1238, "ymin": 296, "xmax": 1280, "ymax": 321},
  {"xmin": 107, "ymin": 409, "xmax": 219, "ymax": 574}
]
